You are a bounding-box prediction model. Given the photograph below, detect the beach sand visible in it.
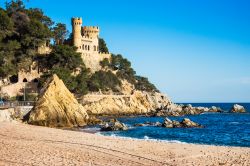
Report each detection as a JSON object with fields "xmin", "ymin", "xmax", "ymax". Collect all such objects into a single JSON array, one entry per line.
[{"xmin": 0, "ymin": 122, "xmax": 249, "ymax": 166}]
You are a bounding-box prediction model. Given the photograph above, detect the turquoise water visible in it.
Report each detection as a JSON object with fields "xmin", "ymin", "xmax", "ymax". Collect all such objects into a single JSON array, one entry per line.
[{"xmin": 98, "ymin": 103, "xmax": 250, "ymax": 147}]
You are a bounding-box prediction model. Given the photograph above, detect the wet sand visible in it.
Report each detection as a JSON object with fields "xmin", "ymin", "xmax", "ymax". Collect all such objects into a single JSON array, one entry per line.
[{"xmin": 0, "ymin": 122, "xmax": 249, "ymax": 166}]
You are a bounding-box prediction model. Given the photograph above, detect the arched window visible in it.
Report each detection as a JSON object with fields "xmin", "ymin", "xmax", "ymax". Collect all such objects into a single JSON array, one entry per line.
[
  {"xmin": 85, "ymin": 45, "xmax": 88, "ymax": 50},
  {"xmin": 79, "ymin": 46, "xmax": 81, "ymax": 49},
  {"xmin": 82, "ymin": 45, "xmax": 85, "ymax": 50},
  {"xmin": 9, "ymin": 75, "xmax": 18, "ymax": 83},
  {"xmin": 94, "ymin": 46, "xmax": 96, "ymax": 51},
  {"xmin": 23, "ymin": 78, "xmax": 28, "ymax": 82},
  {"xmin": 88, "ymin": 45, "xmax": 90, "ymax": 50}
]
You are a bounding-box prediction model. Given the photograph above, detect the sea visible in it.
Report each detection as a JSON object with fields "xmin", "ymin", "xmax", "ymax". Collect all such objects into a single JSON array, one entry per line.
[{"xmin": 83, "ymin": 103, "xmax": 250, "ymax": 147}]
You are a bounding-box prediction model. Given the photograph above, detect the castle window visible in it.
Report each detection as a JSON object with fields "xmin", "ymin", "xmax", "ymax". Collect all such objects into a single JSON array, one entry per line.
[
  {"xmin": 82, "ymin": 45, "xmax": 85, "ymax": 50},
  {"xmin": 88, "ymin": 45, "xmax": 90, "ymax": 51},
  {"xmin": 79, "ymin": 46, "xmax": 81, "ymax": 49},
  {"xmin": 94, "ymin": 46, "xmax": 96, "ymax": 51},
  {"xmin": 85, "ymin": 45, "xmax": 88, "ymax": 50}
]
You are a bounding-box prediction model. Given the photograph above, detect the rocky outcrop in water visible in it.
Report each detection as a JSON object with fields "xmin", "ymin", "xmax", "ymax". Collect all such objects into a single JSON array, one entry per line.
[
  {"xmin": 134, "ymin": 121, "xmax": 162, "ymax": 127},
  {"xmin": 133, "ymin": 117, "xmax": 202, "ymax": 128},
  {"xmin": 154, "ymin": 104, "xmax": 222, "ymax": 117},
  {"xmin": 101, "ymin": 119, "xmax": 128, "ymax": 131},
  {"xmin": 162, "ymin": 117, "xmax": 203, "ymax": 128},
  {"xmin": 230, "ymin": 104, "xmax": 246, "ymax": 113},
  {"xmin": 27, "ymin": 74, "xmax": 89, "ymax": 128}
]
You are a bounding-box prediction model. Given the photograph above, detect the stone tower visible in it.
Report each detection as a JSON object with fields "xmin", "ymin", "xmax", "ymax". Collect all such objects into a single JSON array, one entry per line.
[
  {"xmin": 71, "ymin": 17, "xmax": 110, "ymax": 72},
  {"xmin": 71, "ymin": 17, "xmax": 83, "ymax": 48}
]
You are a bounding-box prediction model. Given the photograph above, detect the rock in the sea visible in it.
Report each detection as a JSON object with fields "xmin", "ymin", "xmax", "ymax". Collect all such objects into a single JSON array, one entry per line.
[
  {"xmin": 162, "ymin": 117, "xmax": 174, "ymax": 128},
  {"xmin": 134, "ymin": 121, "xmax": 162, "ymax": 127},
  {"xmin": 172, "ymin": 120, "xmax": 182, "ymax": 128},
  {"xmin": 155, "ymin": 104, "xmax": 223, "ymax": 117},
  {"xmin": 230, "ymin": 104, "xmax": 246, "ymax": 113},
  {"xmin": 27, "ymin": 74, "xmax": 89, "ymax": 128},
  {"xmin": 162, "ymin": 117, "xmax": 202, "ymax": 128},
  {"xmin": 180, "ymin": 118, "xmax": 203, "ymax": 128},
  {"xmin": 101, "ymin": 119, "xmax": 128, "ymax": 131},
  {"xmin": 208, "ymin": 106, "xmax": 222, "ymax": 112}
]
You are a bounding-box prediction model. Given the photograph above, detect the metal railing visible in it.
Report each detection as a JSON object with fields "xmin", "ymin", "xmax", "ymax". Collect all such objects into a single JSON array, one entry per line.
[{"xmin": 0, "ymin": 101, "xmax": 35, "ymax": 109}]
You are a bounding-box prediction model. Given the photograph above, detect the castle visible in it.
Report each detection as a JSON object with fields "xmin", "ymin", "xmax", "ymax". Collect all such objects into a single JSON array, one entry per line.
[
  {"xmin": 72, "ymin": 17, "xmax": 110, "ymax": 72},
  {"xmin": 0, "ymin": 17, "xmax": 110, "ymax": 98}
]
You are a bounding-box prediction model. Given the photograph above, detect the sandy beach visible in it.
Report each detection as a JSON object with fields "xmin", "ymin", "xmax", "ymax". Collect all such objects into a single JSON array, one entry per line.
[{"xmin": 0, "ymin": 122, "xmax": 249, "ymax": 166}]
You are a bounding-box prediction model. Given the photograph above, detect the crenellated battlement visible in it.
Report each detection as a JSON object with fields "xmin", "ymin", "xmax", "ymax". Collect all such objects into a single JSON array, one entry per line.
[
  {"xmin": 71, "ymin": 17, "xmax": 82, "ymax": 25},
  {"xmin": 71, "ymin": 17, "xmax": 108, "ymax": 72},
  {"xmin": 83, "ymin": 26, "xmax": 99, "ymax": 31},
  {"xmin": 82, "ymin": 26, "xmax": 99, "ymax": 38}
]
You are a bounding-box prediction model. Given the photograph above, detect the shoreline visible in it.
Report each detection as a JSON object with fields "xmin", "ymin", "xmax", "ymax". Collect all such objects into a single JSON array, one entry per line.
[
  {"xmin": 1, "ymin": 121, "xmax": 249, "ymax": 165},
  {"xmin": 84, "ymin": 129, "xmax": 250, "ymax": 148}
]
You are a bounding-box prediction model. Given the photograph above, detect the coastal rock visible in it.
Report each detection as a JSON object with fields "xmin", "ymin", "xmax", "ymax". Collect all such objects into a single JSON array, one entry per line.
[
  {"xmin": 83, "ymin": 90, "xmax": 172, "ymax": 116},
  {"xmin": 230, "ymin": 104, "xmax": 246, "ymax": 113},
  {"xmin": 155, "ymin": 121, "xmax": 162, "ymax": 127},
  {"xmin": 82, "ymin": 79, "xmax": 221, "ymax": 117},
  {"xmin": 162, "ymin": 117, "xmax": 173, "ymax": 128},
  {"xmin": 27, "ymin": 74, "xmax": 89, "ymax": 128},
  {"xmin": 162, "ymin": 117, "xmax": 202, "ymax": 128},
  {"xmin": 172, "ymin": 120, "xmax": 181, "ymax": 127},
  {"xmin": 154, "ymin": 104, "xmax": 222, "ymax": 117},
  {"xmin": 180, "ymin": 118, "xmax": 203, "ymax": 128},
  {"xmin": 134, "ymin": 121, "xmax": 162, "ymax": 127},
  {"xmin": 208, "ymin": 106, "xmax": 222, "ymax": 112},
  {"xmin": 101, "ymin": 119, "xmax": 128, "ymax": 131},
  {"xmin": 134, "ymin": 123, "xmax": 146, "ymax": 127},
  {"xmin": 0, "ymin": 108, "xmax": 15, "ymax": 122}
]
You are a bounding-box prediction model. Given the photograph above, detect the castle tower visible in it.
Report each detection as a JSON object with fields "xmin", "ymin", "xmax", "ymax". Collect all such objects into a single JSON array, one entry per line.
[
  {"xmin": 82, "ymin": 26, "xmax": 100, "ymax": 39},
  {"xmin": 70, "ymin": 17, "xmax": 111, "ymax": 72},
  {"xmin": 71, "ymin": 17, "xmax": 83, "ymax": 49}
]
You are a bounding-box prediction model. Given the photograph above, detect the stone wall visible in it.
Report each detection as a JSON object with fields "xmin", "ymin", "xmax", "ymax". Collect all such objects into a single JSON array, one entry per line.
[
  {"xmin": 18, "ymin": 70, "xmax": 41, "ymax": 83},
  {"xmin": 1, "ymin": 82, "xmax": 38, "ymax": 98},
  {"xmin": 81, "ymin": 53, "xmax": 111, "ymax": 72}
]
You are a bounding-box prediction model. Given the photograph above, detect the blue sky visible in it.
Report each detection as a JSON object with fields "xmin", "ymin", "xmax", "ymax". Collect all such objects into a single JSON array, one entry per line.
[{"xmin": 1, "ymin": 0, "xmax": 250, "ymax": 102}]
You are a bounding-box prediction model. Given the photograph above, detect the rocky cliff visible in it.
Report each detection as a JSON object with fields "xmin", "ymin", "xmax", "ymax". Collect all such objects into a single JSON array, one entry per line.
[
  {"xmin": 27, "ymin": 74, "xmax": 89, "ymax": 128},
  {"xmin": 83, "ymin": 90, "xmax": 172, "ymax": 116}
]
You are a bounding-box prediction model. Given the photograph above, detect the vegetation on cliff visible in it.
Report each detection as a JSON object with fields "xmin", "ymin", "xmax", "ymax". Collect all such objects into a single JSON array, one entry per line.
[
  {"xmin": 0, "ymin": 0, "xmax": 158, "ymax": 96},
  {"xmin": 100, "ymin": 54, "xmax": 159, "ymax": 92},
  {"xmin": 98, "ymin": 38, "xmax": 109, "ymax": 53},
  {"xmin": 0, "ymin": 0, "xmax": 53, "ymax": 77}
]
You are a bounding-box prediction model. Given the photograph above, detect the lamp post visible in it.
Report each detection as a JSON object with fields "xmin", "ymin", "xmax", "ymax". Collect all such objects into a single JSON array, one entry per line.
[{"xmin": 24, "ymin": 82, "xmax": 26, "ymax": 101}]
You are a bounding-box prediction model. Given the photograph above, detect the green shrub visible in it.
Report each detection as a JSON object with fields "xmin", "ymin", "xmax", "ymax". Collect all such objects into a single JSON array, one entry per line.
[
  {"xmin": 88, "ymin": 71, "xmax": 121, "ymax": 92},
  {"xmin": 100, "ymin": 54, "xmax": 159, "ymax": 92},
  {"xmin": 135, "ymin": 76, "xmax": 159, "ymax": 92},
  {"xmin": 99, "ymin": 38, "xmax": 109, "ymax": 53}
]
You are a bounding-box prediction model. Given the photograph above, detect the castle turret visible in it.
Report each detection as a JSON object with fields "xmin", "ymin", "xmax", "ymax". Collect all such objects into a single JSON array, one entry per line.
[
  {"xmin": 72, "ymin": 17, "xmax": 83, "ymax": 49},
  {"xmin": 82, "ymin": 26, "xmax": 100, "ymax": 39},
  {"xmin": 70, "ymin": 17, "xmax": 111, "ymax": 72}
]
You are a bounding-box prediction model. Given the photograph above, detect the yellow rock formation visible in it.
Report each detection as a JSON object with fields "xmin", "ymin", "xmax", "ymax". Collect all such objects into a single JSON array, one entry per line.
[{"xmin": 28, "ymin": 74, "xmax": 89, "ymax": 127}]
